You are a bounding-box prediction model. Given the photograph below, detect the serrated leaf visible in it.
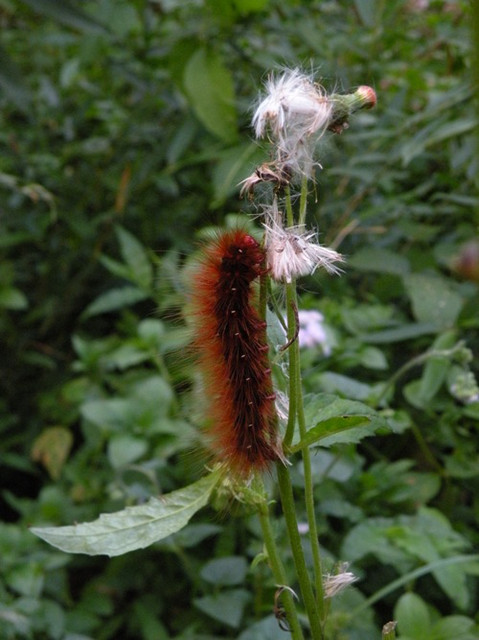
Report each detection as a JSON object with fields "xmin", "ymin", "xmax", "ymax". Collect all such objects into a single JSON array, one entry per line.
[
  {"xmin": 292, "ymin": 416, "xmax": 376, "ymax": 452},
  {"xmin": 183, "ymin": 48, "xmax": 238, "ymax": 142},
  {"xmin": 31, "ymin": 471, "xmax": 221, "ymax": 556},
  {"xmin": 291, "ymin": 394, "xmax": 388, "ymax": 451}
]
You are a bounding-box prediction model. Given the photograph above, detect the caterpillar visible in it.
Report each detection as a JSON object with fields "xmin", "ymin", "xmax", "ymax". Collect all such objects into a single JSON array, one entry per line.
[{"xmin": 190, "ymin": 230, "xmax": 283, "ymax": 476}]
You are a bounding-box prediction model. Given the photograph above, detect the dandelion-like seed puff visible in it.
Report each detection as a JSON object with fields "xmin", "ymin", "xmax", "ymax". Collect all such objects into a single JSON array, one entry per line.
[
  {"xmin": 253, "ymin": 69, "xmax": 333, "ymax": 179},
  {"xmin": 323, "ymin": 565, "xmax": 358, "ymax": 598},
  {"xmin": 263, "ymin": 205, "xmax": 343, "ymax": 283}
]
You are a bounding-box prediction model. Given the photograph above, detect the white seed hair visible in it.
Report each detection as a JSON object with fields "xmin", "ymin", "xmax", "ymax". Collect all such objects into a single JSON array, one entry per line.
[
  {"xmin": 263, "ymin": 206, "xmax": 343, "ymax": 283},
  {"xmin": 253, "ymin": 69, "xmax": 333, "ymax": 178}
]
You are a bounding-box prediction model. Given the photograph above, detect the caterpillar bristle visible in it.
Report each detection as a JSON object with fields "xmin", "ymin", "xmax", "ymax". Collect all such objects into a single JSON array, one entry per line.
[{"xmin": 190, "ymin": 230, "xmax": 283, "ymax": 477}]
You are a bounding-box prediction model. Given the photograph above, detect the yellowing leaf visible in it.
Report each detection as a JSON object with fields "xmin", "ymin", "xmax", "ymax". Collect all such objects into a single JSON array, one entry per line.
[{"xmin": 31, "ymin": 426, "xmax": 73, "ymax": 480}]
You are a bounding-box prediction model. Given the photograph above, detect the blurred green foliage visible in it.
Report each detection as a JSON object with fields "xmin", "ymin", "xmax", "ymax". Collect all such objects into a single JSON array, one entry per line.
[{"xmin": 1, "ymin": 0, "xmax": 478, "ymax": 638}]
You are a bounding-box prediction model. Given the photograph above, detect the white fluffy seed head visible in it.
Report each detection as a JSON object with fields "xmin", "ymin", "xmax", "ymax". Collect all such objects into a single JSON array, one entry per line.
[
  {"xmin": 323, "ymin": 568, "xmax": 358, "ymax": 598},
  {"xmin": 263, "ymin": 207, "xmax": 343, "ymax": 283},
  {"xmin": 253, "ymin": 69, "xmax": 333, "ymax": 178}
]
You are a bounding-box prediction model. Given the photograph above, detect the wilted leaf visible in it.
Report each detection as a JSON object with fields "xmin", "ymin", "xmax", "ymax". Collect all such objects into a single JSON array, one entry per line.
[{"xmin": 31, "ymin": 427, "xmax": 73, "ymax": 480}]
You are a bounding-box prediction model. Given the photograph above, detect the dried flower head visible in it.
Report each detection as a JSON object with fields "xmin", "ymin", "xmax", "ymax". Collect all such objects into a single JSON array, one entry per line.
[
  {"xmin": 323, "ymin": 564, "xmax": 358, "ymax": 598},
  {"xmin": 239, "ymin": 162, "xmax": 292, "ymax": 199},
  {"xmin": 253, "ymin": 69, "xmax": 333, "ymax": 179},
  {"xmin": 264, "ymin": 206, "xmax": 343, "ymax": 283}
]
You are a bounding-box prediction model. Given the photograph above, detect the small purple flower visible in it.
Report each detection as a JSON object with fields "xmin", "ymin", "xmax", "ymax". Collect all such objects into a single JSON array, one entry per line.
[{"xmin": 298, "ymin": 309, "xmax": 331, "ymax": 354}]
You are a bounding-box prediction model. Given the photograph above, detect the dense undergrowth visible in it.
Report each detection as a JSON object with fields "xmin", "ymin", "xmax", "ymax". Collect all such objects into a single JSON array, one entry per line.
[{"xmin": 1, "ymin": 1, "xmax": 478, "ymax": 638}]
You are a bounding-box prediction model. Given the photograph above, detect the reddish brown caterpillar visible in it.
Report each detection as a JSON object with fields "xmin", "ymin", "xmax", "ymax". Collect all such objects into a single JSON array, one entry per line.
[{"xmin": 190, "ymin": 230, "xmax": 283, "ymax": 476}]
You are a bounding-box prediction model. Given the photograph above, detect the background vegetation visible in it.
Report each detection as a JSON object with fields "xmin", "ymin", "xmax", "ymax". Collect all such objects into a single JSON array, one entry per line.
[{"xmin": 1, "ymin": 0, "xmax": 478, "ymax": 638}]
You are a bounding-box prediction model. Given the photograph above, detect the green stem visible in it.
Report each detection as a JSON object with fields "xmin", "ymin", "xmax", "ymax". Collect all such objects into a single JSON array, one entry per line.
[
  {"xmin": 286, "ymin": 280, "xmax": 325, "ymax": 623},
  {"xmin": 298, "ymin": 177, "xmax": 309, "ymax": 227},
  {"xmin": 284, "ymin": 283, "xmax": 299, "ymax": 446},
  {"xmin": 257, "ymin": 499, "xmax": 305, "ymax": 640},
  {"xmin": 373, "ymin": 343, "xmax": 466, "ymax": 407},
  {"xmin": 276, "ymin": 462, "xmax": 323, "ymax": 639},
  {"xmin": 285, "ymin": 186, "xmax": 295, "ymax": 227},
  {"xmin": 296, "ymin": 369, "xmax": 325, "ymax": 621}
]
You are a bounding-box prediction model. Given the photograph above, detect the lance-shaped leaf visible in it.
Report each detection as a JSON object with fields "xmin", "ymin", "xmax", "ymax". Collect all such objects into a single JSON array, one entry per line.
[
  {"xmin": 31, "ymin": 471, "xmax": 220, "ymax": 556},
  {"xmin": 291, "ymin": 394, "xmax": 390, "ymax": 452}
]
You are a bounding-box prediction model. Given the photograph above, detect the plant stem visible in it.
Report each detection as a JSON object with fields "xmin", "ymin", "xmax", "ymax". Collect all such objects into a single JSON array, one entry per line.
[
  {"xmin": 286, "ymin": 280, "xmax": 325, "ymax": 623},
  {"xmin": 257, "ymin": 499, "xmax": 305, "ymax": 640},
  {"xmin": 276, "ymin": 462, "xmax": 323, "ymax": 639},
  {"xmin": 373, "ymin": 343, "xmax": 466, "ymax": 407},
  {"xmin": 298, "ymin": 176, "xmax": 309, "ymax": 226},
  {"xmin": 296, "ymin": 364, "xmax": 325, "ymax": 620},
  {"xmin": 285, "ymin": 187, "xmax": 294, "ymax": 227},
  {"xmin": 284, "ymin": 282, "xmax": 299, "ymax": 446}
]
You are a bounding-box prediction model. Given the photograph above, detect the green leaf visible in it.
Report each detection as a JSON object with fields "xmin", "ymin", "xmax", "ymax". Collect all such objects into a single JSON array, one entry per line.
[
  {"xmin": 0, "ymin": 287, "xmax": 28, "ymax": 310},
  {"xmin": 30, "ymin": 471, "xmax": 221, "ymax": 556},
  {"xmin": 194, "ymin": 589, "xmax": 250, "ymax": 628},
  {"xmin": 401, "ymin": 117, "xmax": 477, "ymax": 166},
  {"xmin": 6, "ymin": 562, "xmax": 44, "ymax": 598},
  {"xmin": 394, "ymin": 593, "xmax": 431, "ymax": 640},
  {"xmin": 81, "ymin": 286, "xmax": 149, "ymax": 318},
  {"xmin": 19, "ymin": 0, "xmax": 107, "ymax": 33},
  {"xmin": 211, "ymin": 142, "xmax": 262, "ymax": 207},
  {"xmin": 358, "ymin": 322, "xmax": 440, "ymax": 344},
  {"xmin": 292, "ymin": 416, "xmax": 378, "ymax": 451},
  {"xmin": 107, "ymin": 435, "xmax": 148, "ymax": 469},
  {"xmin": 0, "ymin": 45, "xmax": 32, "ymax": 112},
  {"xmin": 403, "ymin": 273, "xmax": 463, "ymax": 329},
  {"xmin": 353, "ymin": 0, "xmax": 378, "ymax": 26},
  {"xmin": 317, "ymin": 372, "xmax": 373, "ymax": 401},
  {"xmin": 349, "ymin": 248, "xmax": 410, "ymax": 275},
  {"xmin": 432, "ymin": 616, "xmax": 479, "ymax": 640},
  {"xmin": 233, "ymin": 0, "xmax": 270, "ymax": 13},
  {"xmin": 183, "ymin": 48, "xmax": 238, "ymax": 142},
  {"xmin": 414, "ymin": 331, "xmax": 458, "ymax": 406},
  {"xmin": 292, "ymin": 394, "xmax": 389, "ymax": 451},
  {"xmin": 200, "ymin": 556, "xmax": 248, "ymax": 586},
  {"xmin": 115, "ymin": 226, "xmax": 153, "ymax": 290},
  {"xmin": 359, "ymin": 346, "xmax": 388, "ymax": 370}
]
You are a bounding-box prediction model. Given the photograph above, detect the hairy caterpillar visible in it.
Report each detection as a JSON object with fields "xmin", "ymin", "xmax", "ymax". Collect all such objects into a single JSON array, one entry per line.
[{"xmin": 190, "ymin": 230, "xmax": 283, "ymax": 476}]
